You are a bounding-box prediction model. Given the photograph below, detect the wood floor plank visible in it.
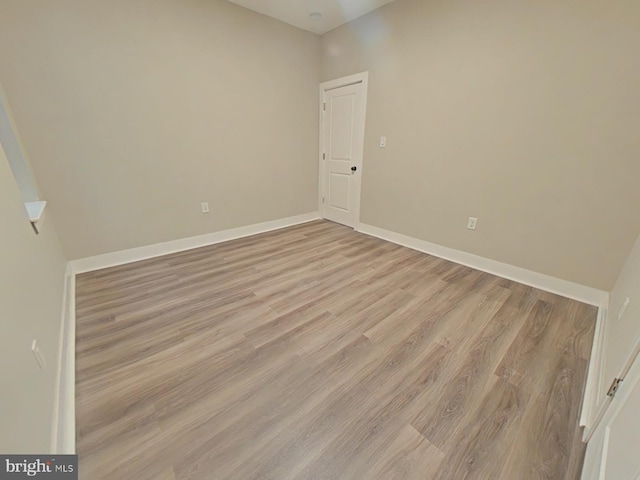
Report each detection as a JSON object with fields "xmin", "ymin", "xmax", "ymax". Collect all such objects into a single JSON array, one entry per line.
[
  {"xmin": 412, "ymin": 299, "xmax": 531, "ymax": 450},
  {"xmin": 498, "ymin": 354, "xmax": 588, "ymax": 479},
  {"xmin": 75, "ymin": 220, "xmax": 597, "ymax": 480},
  {"xmin": 243, "ymin": 341, "xmax": 451, "ymax": 480},
  {"xmin": 171, "ymin": 336, "xmax": 386, "ymax": 479},
  {"xmin": 494, "ymin": 299, "xmax": 556, "ymax": 386},
  {"xmin": 432, "ymin": 376, "xmax": 529, "ymax": 480},
  {"xmin": 360, "ymin": 424, "xmax": 444, "ymax": 480}
]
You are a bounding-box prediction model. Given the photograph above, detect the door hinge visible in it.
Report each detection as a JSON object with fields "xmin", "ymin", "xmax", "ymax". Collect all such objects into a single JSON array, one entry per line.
[
  {"xmin": 607, "ymin": 378, "xmax": 623, "ymax": 398},
  {"xmin": 322, "ymin": 197, "xmax": 325, "ymax": 204},
  {"xmin": 323, "ymin": 103, "xmax": 326, "ymax": 111},
  {"xmin": 323, "ymin": 153, "xmax": 326, "ymax": 160}
]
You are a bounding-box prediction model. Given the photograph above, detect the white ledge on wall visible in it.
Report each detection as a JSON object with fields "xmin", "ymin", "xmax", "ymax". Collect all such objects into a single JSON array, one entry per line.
[{"xmin": 25, "ymin": 200, "xmax": 47, "ymax": 234}]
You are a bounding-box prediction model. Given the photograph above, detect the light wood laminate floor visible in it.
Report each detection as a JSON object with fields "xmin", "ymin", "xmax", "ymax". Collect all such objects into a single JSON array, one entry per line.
[{"xmin": 76, "ymin": 220, "xmax": 596, "ymax": 480}]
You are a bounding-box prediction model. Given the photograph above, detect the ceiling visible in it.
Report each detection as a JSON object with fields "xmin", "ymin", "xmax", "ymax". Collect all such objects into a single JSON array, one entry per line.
[{"xmin": 225, "ymin": 0, "xmax": 397, "ymax": 35}]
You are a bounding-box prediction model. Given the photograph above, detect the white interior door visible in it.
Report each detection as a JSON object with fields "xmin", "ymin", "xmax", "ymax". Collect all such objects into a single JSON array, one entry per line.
[
  {"xmin": 582, "ymin": 338, "xmax": 640, "ymax": 480},
  {"xmin": 320, "ymin": 73, "xmax": 368, "ymax": 228},
  {"xmin": 594, "ymin": 376, "xmax": 640, "ymax": 479}
]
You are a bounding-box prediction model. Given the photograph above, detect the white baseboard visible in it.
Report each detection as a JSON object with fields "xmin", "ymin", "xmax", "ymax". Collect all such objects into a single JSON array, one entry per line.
[
  {"xmin": 70, "ymin": 212, "xmax": 321, "ymax": 274},
  {"xmin": 581, "ymin": 307, "xmax": 608, "ymax": 429},
  {"xmin": 50, "ymin": 263, "xmax": 76, "ymax": 454},
  {"xmin": 52, "ymin": 215, "xmax": 606, "ymax": 454},
  {"xmin": 357, "ymin": 223, "xmax": 609, "ymax": 307}
]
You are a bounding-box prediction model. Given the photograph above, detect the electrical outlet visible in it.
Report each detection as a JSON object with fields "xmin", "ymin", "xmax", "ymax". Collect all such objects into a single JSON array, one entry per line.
[
  {"xmin": 201, "ymin": 202, "xmax": 210, "ymax": 214},
  {"xmin": 467, "ymin": 217, "xmax": 478, "ymax": 230},
  {"xmin": 32, "ymin": 340, "xmax": 46, "ymax": 371}
]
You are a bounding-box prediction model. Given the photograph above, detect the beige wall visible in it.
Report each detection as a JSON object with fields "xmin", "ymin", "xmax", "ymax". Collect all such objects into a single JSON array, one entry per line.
[
  {"xmin": 0, "ymin": 143, "xmax": 67, "ymax": 452},
  {"xmin": 1, "ymin": 0, "xmax": 638, "ymax": 288},
  {"xmin": 322, "ymin": 0, "xmax": 640, "ymax": 290},
  {"xmin": 0, "ymin": 0, "xmax": 321, "ymax": 260}
]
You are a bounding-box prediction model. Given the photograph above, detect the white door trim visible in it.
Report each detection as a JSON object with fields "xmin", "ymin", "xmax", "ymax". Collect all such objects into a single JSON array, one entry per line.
[
  {"xmin": 318, "ymin": 71, "xmax": 369, "ymax": 228},
  {"xmin": 581, "ymin": 307, "xmax": 609, "ymax": 430},
  {"xmin": 598, "ymin": 427, "xmax": 611, "ymax": 480}
]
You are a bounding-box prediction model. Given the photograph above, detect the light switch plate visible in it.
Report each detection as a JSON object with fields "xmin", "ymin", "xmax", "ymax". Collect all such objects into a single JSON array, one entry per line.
[
  {"xmin": 380, "ymin": 136, "xmax": 387, "ymax": 148},
  {"xmin": 467, "ymin": 217, "xmax": 478, "ymax": 230}
]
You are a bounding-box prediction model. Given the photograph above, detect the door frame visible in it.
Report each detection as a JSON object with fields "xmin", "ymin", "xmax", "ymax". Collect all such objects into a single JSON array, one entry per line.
[{"xmin": 318, "ymin": 71, "xmax": 369, "ymax": 228}]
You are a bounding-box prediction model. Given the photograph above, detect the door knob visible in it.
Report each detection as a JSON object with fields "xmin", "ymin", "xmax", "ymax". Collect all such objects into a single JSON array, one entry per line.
[{"xmin": 351, "ymin": 166, "xmax": 357, "ymax": 172}]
